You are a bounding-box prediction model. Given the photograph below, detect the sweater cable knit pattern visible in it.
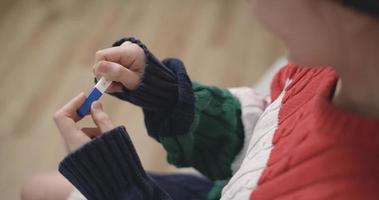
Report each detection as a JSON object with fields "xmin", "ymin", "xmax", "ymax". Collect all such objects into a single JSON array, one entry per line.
[{"xmin": 222, "ymin": 64, "xmax": 379, "ymax": 200}]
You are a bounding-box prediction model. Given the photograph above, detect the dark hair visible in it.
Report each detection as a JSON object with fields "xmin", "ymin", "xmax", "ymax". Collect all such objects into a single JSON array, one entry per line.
[{"xmin": 341, "ymin": 0, "xmax": 379, "ymax": 17}]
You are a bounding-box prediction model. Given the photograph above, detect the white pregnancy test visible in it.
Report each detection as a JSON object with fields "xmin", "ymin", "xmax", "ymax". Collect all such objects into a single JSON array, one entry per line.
[{"xmin": 77, "ymin": 77, "xmax": 112, "ymax": 117}]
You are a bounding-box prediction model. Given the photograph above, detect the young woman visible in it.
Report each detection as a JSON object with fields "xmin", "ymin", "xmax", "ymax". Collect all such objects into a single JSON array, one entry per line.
[{"xmin": 22, "ymin": 0, "xmax": 379, "ymax": 199}]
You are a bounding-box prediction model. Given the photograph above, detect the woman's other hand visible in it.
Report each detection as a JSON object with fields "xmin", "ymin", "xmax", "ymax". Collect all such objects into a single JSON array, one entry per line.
[{"xmin": 53, "ymin": 93, "xmax": 115, "ymax": 153}]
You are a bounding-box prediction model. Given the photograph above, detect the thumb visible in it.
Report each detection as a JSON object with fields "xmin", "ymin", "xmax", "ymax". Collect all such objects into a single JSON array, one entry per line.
[
  {"xmin": 90, "ymin": 101, "xmax": 115, "ymax": 133},
  {"xmin": 94, "ymin": 61, "xmax": 141, "ymax": 90}
]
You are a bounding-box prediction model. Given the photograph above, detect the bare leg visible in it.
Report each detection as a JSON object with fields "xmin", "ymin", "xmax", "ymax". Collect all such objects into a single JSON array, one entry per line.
[{"xmin": 21, "ymin": 171, "xmax": 74, "ymax": 200}]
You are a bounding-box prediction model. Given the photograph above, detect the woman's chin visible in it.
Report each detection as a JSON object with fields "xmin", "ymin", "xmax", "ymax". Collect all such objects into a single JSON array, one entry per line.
[{"xmin": 288, "ymin": 54, "xmax": 329, "ymax": 68}]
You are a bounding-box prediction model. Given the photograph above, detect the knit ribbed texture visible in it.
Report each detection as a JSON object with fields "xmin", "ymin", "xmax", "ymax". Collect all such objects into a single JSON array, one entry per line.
[
  {"xmin": 159, "ymin": 82, "xmax": 244, "ymax": 181},
  {"xmin": 143, "ymin": 58, "xmax": 195, "ymax": 138},
  {"xmin": 108, "ymin": 37, "xmax": 195, "ymax": 138},
  {"xmin": 250, "ymin": 65, "xmax": 379, "ymax": 199},
  {"xmin": 59, "ymin": 126, "xmax": 172, "ymax": 200}
]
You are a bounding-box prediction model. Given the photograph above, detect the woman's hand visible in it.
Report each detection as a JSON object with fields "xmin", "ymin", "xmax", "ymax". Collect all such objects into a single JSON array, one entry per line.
[
  {"xmin": 93, "ymin": 41, "xmax": 146, "ymax": 93},
  {"xmin": 53, "ymin": 93, "xmax": 115, "ymax": 153}
]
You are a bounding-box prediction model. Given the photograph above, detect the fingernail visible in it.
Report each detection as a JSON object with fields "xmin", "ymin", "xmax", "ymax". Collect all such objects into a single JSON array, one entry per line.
[{"xmin": 91, "ymin": 101, "xmax": 103, "ymax": 112}]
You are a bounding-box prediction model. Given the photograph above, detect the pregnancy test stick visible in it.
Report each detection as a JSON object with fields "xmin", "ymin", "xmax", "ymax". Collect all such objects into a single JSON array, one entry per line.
[{"xmin": 77, "ymin": 77, "xmax": 112, "ymax": 117}]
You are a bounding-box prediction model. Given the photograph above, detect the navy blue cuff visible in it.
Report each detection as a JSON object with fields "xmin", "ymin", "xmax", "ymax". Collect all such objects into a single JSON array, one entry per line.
[
  {"xmin": 143, "ymin": 58, "xmax": 195, "ymax": 139},
  {"xmin": 59, "ymin": 126, "xmax": 171, "ymax": 200}
]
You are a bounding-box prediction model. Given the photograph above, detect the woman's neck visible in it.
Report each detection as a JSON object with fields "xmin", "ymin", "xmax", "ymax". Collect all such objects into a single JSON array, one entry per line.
[
  {"xmin": 333, "ymin": 78, "xmax": 379, "ymax": 118},
  {"xmin": 332, "ymin": 34, "xmax": 379, "ymax": 118}
]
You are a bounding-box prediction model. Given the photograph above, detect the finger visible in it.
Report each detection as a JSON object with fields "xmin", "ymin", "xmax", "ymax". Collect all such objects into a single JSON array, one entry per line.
[
  {"xmin": 54, "ymin": 94, "xmax": 89, "ymax": 151},
  {"xmin": 90, "ymin": 101, "xmax": 115, "ymax": 133},
  {"xmin": 60, "ymin": 93, "xmax": 86, "ymax": 122},
  {"xmin": 95, "ymin": 43, "xmax": 141, "ymax": 67},
  {"xmin": 81, "ymin": 127, "xmax": 101, "ymax": 138},
  {"xmin": 53, "ymin": 114, "xmax": 78, "ymax": 138},
  {"xmin": 94, "ymin": 61, "xmax": 141, "ymax": 90},
  {"xmin": 93, "ymin": 73, "xmax": 124, "ymax": 93},
  {"xmin": 106, "ymin": 82, "xmax": 124, "ymax": 93},
  {"xmin": 119, "ymin": 42, "xmax": 146, "ymax": 71},
  {"xmin": 53, "ymin": 93, "xmax": 86, "ymax": 134},
  {"xmin": 93, "ymin": 63, "xmax": 101, "ymax": 83}
]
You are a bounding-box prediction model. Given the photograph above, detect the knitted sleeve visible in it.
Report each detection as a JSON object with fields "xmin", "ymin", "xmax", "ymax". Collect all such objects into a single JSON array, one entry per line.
[
  {"xmin": 157, "ymin": 82, "xmax": 245, "ymax": 181},
  {"xmin": 107, "ymin": 37, "xmax": 195, "ymax": 139},
  {"xmin": 59, "ymin": 126, "xmax": 172, "ymax": 200},
  {"xmin": 104, "ymin": 38, "xmax": 244, "ymax": 182}
]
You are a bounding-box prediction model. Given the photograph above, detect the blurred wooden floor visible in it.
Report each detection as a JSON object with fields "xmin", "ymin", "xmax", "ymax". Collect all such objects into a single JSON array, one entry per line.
[{"xmin": 0, "ymin": 0, "xmax": 283, "ymax": 199}]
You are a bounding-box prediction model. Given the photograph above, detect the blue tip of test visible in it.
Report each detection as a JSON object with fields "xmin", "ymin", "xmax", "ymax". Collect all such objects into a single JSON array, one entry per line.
[{"xmin": 77, "ymin": 87, "xmax": 103, "ymax": 118}]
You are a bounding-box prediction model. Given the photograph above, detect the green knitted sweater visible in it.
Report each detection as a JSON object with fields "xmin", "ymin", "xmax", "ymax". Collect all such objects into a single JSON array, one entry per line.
[{"xmin": 157, "ymin": 82, "xmax": 244, "ymax": 199}]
